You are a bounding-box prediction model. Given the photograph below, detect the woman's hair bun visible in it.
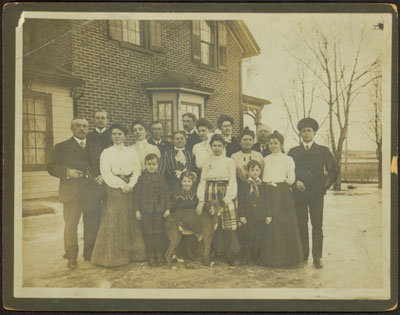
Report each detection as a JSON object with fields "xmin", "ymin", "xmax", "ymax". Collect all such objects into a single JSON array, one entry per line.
[{"xmin": 273, "ymin": 130, "xmax": 279, "ymax": 134}]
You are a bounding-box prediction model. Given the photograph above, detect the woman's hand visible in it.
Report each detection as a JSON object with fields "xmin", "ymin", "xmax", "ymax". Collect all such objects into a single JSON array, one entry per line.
[
  {"xmin": 122, "ymin": 184, "xmax": 132, "ymax": 193},
  {"xmin": 196, "ymin": 202, "xmax": 205, "ymax": 216},
  {"xmin": 239, "ymin": 217, "xmax": 247, "ymax": 225},
  {"xmin": 265, "ymin": 217, "xmax": 272, "ymax": 224},
  {"xmin": 163, "ymin": 209, "xmax": 170, "ymax": 218},
  {"xmin": 135, "ymin": 211, "xmax": 142, "ymax": 220}
]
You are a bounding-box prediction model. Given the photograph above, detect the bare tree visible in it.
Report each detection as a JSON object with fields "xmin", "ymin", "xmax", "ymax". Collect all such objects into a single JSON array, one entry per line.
[
  {"xmin": 281, "ymin": 63, "xmax": 327, "ymax": 143},
  {"xmin": 367, "ymin": 63, "xmax": 383, "ymax": 188},
  {"xmin": 292, "ymin": 24, "xmax": 380, "ymax": 190}
]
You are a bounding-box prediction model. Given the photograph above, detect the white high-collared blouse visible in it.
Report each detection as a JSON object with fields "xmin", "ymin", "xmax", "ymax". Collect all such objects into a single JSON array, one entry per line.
[
  {"xmin": 262, "ymin": 152, "xmax": 295, "ymax": 185},
  {"xmin": 100, "ymin": 144, "xmax": 142, "ymax": 189}
]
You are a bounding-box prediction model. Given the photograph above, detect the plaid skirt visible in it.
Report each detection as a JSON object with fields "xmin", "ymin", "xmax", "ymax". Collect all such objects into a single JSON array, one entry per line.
[{"xmin": 205, "ymin": 180, "xmax": 238, "ymax": 230}]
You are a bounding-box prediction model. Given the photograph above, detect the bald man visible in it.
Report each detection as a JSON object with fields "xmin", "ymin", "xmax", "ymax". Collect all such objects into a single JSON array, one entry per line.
[
  {"xmin": 48, "ymin": 118, "xmax": 104, "ymax": 269},
  {"xmin": 252, "ymin": 123, "xmax": 272, "ymax": 157}
]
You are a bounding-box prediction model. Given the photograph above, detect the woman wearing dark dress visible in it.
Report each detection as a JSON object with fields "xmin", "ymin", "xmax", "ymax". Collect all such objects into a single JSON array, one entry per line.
[
  {"xmin": 259, "ymin": 131, "xmax": 303, "ymax": 267},
  {"xmin": 91, "ymin": 123, "xmax": 147, "ymax": 267},
  {"xmin": 160, "ymin": 131, "xmax": 196, "ymax": 192},
  {"xmin": 217, "ymin": 114, "xmax": 241, "ymax": 158}
]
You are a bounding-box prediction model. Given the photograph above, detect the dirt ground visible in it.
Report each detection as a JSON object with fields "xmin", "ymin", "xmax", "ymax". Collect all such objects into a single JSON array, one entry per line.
[{"xmin": 22, "ymin": 184, "xmax": 383, "ymax": 289}]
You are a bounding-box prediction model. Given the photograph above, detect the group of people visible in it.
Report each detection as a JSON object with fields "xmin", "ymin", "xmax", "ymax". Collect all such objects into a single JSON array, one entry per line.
[{"xmin": 48, "ymin": 109, "xmax": 338, "ymax": 270}]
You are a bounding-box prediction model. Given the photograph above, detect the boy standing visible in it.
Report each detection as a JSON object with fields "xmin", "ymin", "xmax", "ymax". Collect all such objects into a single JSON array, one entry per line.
[
  {"xmin": 134, "ymin": 153, "xmax": 171, "ymax": 267},
  {"xmin": 238, "ymin": 160, "xmax": 265, "ymax": 264}
]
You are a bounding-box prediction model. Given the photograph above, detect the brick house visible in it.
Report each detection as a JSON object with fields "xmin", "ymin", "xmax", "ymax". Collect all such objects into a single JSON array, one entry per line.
[{"xmin": 22, "ymin": 19, "xmax": 268, "ymax": 199}]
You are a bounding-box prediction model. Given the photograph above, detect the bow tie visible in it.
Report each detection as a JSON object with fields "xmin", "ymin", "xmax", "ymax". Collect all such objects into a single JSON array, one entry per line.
[
  {"xmin": 248, "ymin": 177, "xmax": 262, "ymax": 197},
  {"xmin": 248, "ymin": 177, "xmax": 262, "ymax": 185}
]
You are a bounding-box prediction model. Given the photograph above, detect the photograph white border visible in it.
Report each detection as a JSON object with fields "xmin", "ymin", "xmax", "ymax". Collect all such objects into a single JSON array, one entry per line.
[{"xmin": 14, "ymin": 11, "xmax": 393, "ymax": 301}]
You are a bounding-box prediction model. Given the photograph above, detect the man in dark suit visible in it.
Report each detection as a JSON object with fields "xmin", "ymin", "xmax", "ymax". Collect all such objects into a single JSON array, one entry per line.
[
  {"xmin": 288, "ymin": 118, "xmax": 338, "ymax": 269},
  {"xmin": 252, "ymin": 123, "xmax": 272, "ymax": 157},
  {"xmin": 87, "ymin": 109, "xmax": 113, "ymax": 150},
  {"xmin": 48, "ymin": 118, "xmax": 104, "ymax": 269},
  {"xmin": 148, "ymin": 120, "xmax": 173, "ymax": 154},
  {"xmin": 182, "ymin": 112, "xmax": 202, "ymax": 153}
]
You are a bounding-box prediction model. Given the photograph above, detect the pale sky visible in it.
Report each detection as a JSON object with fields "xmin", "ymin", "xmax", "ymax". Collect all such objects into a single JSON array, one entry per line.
[{"xmin": 242, "ymin": 13, "xmax": 392, "ymax": 152}]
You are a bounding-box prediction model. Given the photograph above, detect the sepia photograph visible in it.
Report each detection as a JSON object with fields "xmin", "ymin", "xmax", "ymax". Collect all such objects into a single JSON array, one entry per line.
[{"xmin": 3, "ymin": 2, "xmax": 397, "ymax": 312}]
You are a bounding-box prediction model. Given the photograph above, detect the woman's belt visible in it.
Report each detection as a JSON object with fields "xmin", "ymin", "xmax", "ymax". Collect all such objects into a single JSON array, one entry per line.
[{"xmin": 206, "ymin": 180, "xmax": 229, "ymax": 184}]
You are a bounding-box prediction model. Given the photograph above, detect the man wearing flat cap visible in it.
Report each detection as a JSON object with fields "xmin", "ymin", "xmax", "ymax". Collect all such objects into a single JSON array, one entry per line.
[{"xmin": 288, "ymin": 117, "xmax": 338, "ymax": 269}]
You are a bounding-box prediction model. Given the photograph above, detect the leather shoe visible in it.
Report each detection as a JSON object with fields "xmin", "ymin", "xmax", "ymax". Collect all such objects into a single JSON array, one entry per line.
[
  {"xmin": 313, "ymin": 259, "xmax": 323, "ymax": 269},
  {"xmin": 67, "ymin": 259, "xmax": 78, "ymax": 269}
]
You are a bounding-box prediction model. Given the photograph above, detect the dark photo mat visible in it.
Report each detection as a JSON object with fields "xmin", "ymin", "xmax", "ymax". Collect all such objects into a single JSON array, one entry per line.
[{"xmin": 2, "ymin": 1, "xmax": 398, "ymax": 312}]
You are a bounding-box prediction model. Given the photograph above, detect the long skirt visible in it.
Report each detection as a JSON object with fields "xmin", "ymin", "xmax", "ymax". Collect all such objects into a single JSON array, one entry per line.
[
  {"xmin": 90, "ymin": 186, "xmax": 146, "ymax": 267},
  {"xmin": 205, "ymin": 180, "xmax": 240, "ymax": 258},
  {"xmin": 259, "ymin": 183, "xmax": 303, "ymax": 267}
]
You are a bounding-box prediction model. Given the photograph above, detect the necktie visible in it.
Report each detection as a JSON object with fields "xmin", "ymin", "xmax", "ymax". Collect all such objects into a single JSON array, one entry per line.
[
  {"xmin": 305, "ymin": 145, "xmax": 310, "ymax": 151},
  {"xmin": 175, "ymin": 149, "xmax": 186, "ymax": 165},
  {"xmin": 79, "ymin": 141, "xmax": 85, "ymax": 149}
]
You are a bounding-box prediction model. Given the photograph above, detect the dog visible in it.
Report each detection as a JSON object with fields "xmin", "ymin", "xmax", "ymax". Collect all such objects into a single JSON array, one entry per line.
[{"xmin": 164, "ymin": 200, "xmax": 224, "ymax": 269}]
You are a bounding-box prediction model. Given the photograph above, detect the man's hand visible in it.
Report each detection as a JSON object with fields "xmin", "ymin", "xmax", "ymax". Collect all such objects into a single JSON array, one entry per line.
[
  {"xmin": 295, "ymin": 180, "xmax": 306, "ymax": 191},
  {"xmin": 163, "ymin": 209, "xmax": 170, "ymax": 218},
  {"xmin": 95, "ymin": 175, "xmax": 104, "ymax": 185},
  {"xmin": 122, "ymin": 184, "xmax": 132, "ymax": 193},
  {"xmin": 196, "ymin": 202, "xmax": 205, "ymax": 216},
  {"xmin": 239, "ymin": 217, "xmax": 247, "ymax": 225},
  {"xmin": 67, "ymin": 169, "xmax": 83, "ymax": 179},
  {"xmin": 135, "ymin": 211, "xmax": 142, "ymax": 220},
  {"xmin": 265, "ymin": 217, "xmax": 272, "ymax": 224}
]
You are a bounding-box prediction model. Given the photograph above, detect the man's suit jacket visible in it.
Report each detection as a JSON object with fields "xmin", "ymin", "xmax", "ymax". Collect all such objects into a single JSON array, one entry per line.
[
  {"xmin": 185, "ymin": 130, "xmax": 202, "ymax": 153},
  {"xmin": 47, "ymin": 137, "xmax": 103, "ymax": 203},
  {"xmin": 87, "ymin": 129, "xmax": 113, "ymax": 150},
  {"xmin": 225, "ymin": 137, "xmax": 241, "ymax": 158},
  {"xmin": 147, "ymin": 138, "xmax": 173, "ymax": 155},
  {"xmin": 252, "ymin": 142, "xmax": 272, "ymax": 157},
  {"xmin": 288, "ymin": 143, "xmax": 338, "ymax": 199}
]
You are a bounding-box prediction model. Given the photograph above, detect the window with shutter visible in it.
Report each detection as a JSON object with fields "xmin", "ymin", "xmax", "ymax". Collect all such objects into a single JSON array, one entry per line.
[
  {"xmin": 192, "ymin": 20, "xmax": 226, "ymax": 70},
  {"xmin": 191, "ymin": 21, "xmax": 201, "ymax": 62},
  {"xmin": 149, "ymin": 21, "xmax": 162, "ymax": 51},
  {"xmin": 218, "ymin": 21, "xmax": 227, "ymax": 69}
]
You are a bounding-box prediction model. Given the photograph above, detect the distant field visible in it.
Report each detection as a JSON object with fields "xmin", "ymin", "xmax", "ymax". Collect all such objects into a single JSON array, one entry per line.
[{"xmin": 341, "ymin": 162, "xmax": 378, "ymax": 183}]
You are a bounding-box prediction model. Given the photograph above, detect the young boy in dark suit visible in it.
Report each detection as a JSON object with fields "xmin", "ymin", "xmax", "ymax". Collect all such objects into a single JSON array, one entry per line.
[
  {"xmin": 238, "ymin": 160, "xmax": 265, "ymax": 265},
  {"xmin": 288, "ymin": 117, "xmax": 338, "ymax": 269},
  {"xmin": 134, "ymin": 153, "xmax": 171, "ymax": 267}
]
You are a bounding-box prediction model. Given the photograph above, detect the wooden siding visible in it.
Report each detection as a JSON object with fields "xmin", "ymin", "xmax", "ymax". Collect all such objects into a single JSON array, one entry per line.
[{"xmin": 22, "ymin": 80, "xmax": 73, "ymax": 199}]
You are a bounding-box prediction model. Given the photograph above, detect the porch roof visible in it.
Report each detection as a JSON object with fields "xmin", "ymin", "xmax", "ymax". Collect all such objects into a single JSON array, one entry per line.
[
  {"xmin": 142, "ymin": 70, "xmax": 214, "ymax": 96},
  {"xmin": 23, "ymin": 58, "xmax": 84, "ymax": 87}
]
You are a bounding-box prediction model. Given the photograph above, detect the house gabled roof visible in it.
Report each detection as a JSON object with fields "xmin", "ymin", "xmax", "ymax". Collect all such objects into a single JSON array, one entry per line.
[{"xmin": 227, "ymin": 21, "xmax": 261, "ymax": 58}]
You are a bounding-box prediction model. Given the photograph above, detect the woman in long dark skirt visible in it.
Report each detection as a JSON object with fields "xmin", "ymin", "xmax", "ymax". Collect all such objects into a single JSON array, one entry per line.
[
  {"xmin": 259, "ymin": 131, "xmax": 303, "ymax": 267},
  {"xmin": 91, "ymin": 123, "xmax": 146, "ymax": 267}
]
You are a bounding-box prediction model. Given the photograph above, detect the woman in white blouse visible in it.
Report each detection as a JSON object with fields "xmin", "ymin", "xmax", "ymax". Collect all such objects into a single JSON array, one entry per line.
[
  {"xmin": 196, "ymin": 134, "xmax": 240, "ymax": 265},
  {"xmin": 192, "ymin": 118, "xmax": 214, "ymax": 169},
  {"xmin": 91, "ymin": 123, "xmax": 146, "ymax": 267},
  {"xmin": 129, "ymin": 120, "xmax": 161, "ymax": 170},
  {"xmin": 259, "ymin": 131, "xmax": 303, "ymax": 267}
]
